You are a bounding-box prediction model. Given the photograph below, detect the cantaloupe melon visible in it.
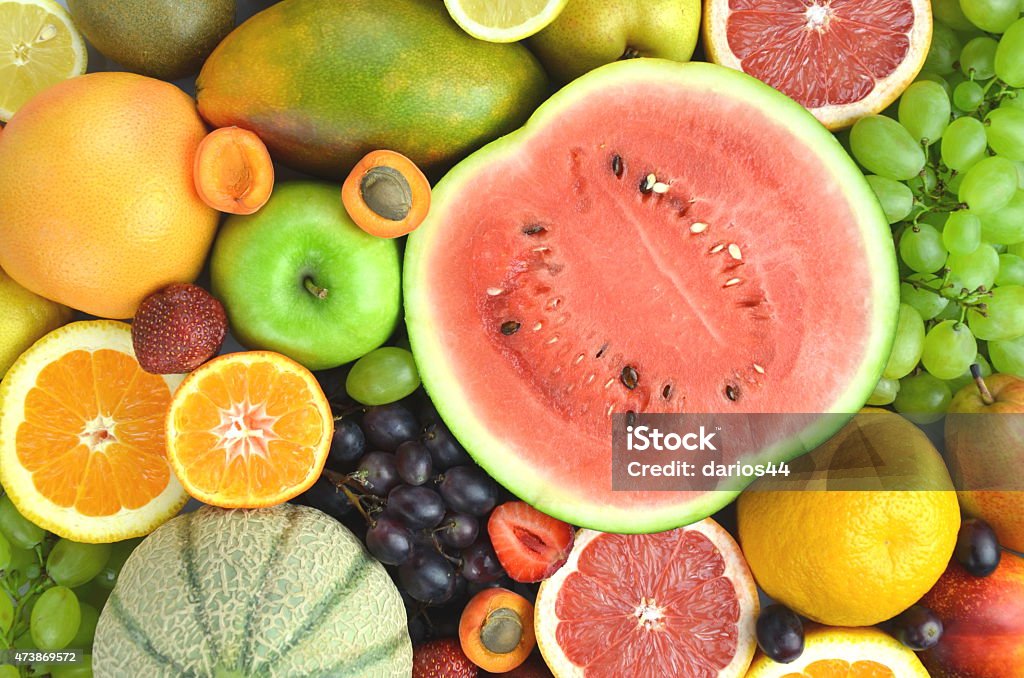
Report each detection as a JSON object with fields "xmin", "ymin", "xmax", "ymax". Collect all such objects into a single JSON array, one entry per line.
[{"xmin": 93, "ymin": 504, "xmax": 411, "ymax": 677}]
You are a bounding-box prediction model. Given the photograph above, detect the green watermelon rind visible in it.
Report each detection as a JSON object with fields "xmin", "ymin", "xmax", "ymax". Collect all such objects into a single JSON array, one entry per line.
[{"xmin": 405, "ymin": 59, "xmax": 899, "ymax": 534}]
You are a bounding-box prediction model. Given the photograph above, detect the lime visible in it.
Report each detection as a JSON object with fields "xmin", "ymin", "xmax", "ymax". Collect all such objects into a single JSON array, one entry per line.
[
  {"xmin": 444, "ymin": 0, "xmax": 569, "ymax": 43},
  {"xmin": 0, "ymin": 0, "xmax": 87, "ymax": 121}
]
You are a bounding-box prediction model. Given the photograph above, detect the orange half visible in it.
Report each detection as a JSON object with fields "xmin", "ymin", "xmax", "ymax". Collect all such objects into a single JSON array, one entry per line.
[
  {"xmin": 744, "ymin": 626, "xmax": 930, "ymax": 677},
  {"xmin": 0, "ymin": 320, "xmax": 188, "ymax": 543},
  {"xmin": 166, "ymin": 351, "xmax": 332, "ymax": 508}
]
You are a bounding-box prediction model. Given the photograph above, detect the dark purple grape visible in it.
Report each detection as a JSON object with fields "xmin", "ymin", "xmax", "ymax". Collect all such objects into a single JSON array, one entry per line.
[
  {"xmin": 439, "ymin": 466, "xmax": 498, "ymax": 516},
  {"xmin": 756, "ymin": 605, "xmax": 804, "ymax": 664},
  {"xmin": 357, "ymin": 451, "xmax": 400, "ymax": 496},
  {"xmin": 395, "ymin": 441, "xmax": 433, "ymax": 486},
  {"xmin": 362, "ymin": 404, "xmax": 419, "ymax": 451},
  {"xmin": 387, "ymin": 485, "xmax": 446, "ymax": 530},
  {"xmin": 466, "ymin": 575, "xmax": 515, "ymax": 598},
  {"xmin": 460, "ymin": 538, "xmax": 505, "ymax": 584},
  {"xmin": 291, "ymin": 477, "xmax": 351, "ymax": 520},
  {"xmin": 956, "ymin": 518, "xmax": 1001, "ymax": 577},
  {"xmin": 437, "ymin": 513, "xmax": 479, "ymax": 550},
  {"xmin": 399, "ymin": 549, "xmax": 456, "ymax": 604},
  {"xmin": 407, "ymin": 614, "xmax": 428, "ymax": 645},
  {"xmin": 366, "ymin": 516, "xmax": 414, "ymax": 566},
  {"xmin": 422, "ymin": 422, "xmax": 472, "ymax": 469},
  {"xmin": 326, "ymin": 418, "xmax": 365, "ymax": 470},
  {"xmin": 890, "ymin": 605, "xmax": 943, "ymax": 651}
]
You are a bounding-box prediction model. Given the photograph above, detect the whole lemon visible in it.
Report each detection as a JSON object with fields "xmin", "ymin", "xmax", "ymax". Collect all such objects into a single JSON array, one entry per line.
[
  {"xmin": 0, "ymin": 268, "xmax": 72, "ymax": 378},
  {"xmin": 0, "ymin": 72, "xmax": 219, "ymax": 319},
  {"xmin": 738, "ymin": 409, "xmax": 960, "ymax": 627}
]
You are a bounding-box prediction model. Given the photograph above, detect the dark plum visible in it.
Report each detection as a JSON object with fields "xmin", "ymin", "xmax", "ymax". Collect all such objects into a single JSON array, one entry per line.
[
  {"xmin": 326, "ymin": 418, "xmax": 365, "ymax": 470},
  {"xmin": 437, "ymin": 513, "xmax": 479, "ymax": 550},
  {"xmin": 439, "ymin": 466, "xmax": 498, "ymax": 516},
  {"xmin": 399, "ymin": 549, "xmax": 457, "ymax": 604},
  {"xmin": 460, "ymin": 538, "xmax": 506, "ymax": 584},
  {"xmin": 890, "ymin": 604, "xmax": 943, "ymax": 651},
  {"xmin": 356, "ymin": 451, "xmax": 400, "ymax": 496},
  {"xmin": 387, "ymin": 485, "xmax": 446, "ymax": 530},
  {"xmin": 291, "ymin": 477, "xmax": 351, "ymax": 521},
  {"xmin": 955, "ymin": 518, "xmax": 1001, "ymax": 577},
  {"xmin": 395, "ymin": 440, "xmax": 433, "ymax": 486},
  {"xmin": 422, "ymin": 422, "xmax": 471, "ymax": 469},
  {"xmin": 366, "ymin": 515, "xmax": 414, "ymax": 566},
  {"xmin": 755, "ymin": 604, "xmax": 804, "ymax": 664},
  {"xmin": 362, "ymin": 404, "xmax": 419, "ymax": 451}
]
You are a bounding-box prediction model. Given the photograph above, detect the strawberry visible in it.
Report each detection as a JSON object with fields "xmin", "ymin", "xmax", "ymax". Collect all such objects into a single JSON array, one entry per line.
[
  {"xmin": 487, "ymin": 502, "xmax": 574, "ymax": 583},
  {"xmin": 413, "ymin": 638, "xmax": 478, "ymax": 678},
  {"xmin": 131, "ymin": 283, "xmax": 227, "ymax": 374}
]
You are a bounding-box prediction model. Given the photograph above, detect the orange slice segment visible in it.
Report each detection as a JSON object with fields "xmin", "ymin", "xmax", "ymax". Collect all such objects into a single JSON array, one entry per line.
[
  {"xmin": 0, "ymin": 320, "xmax": 188, "ymax": 543},
  {"xmin": 745, "ymin": 626, "xmax": 930, "ymax": 677},
  {"xmin": 166, "ymin": 351, "xmax": 332, "ymax": 508}
]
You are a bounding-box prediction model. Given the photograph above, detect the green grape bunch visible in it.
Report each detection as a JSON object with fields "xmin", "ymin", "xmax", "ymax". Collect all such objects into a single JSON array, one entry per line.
[{"xmin": 854, "ymin": 4, "xmax": 1024, "ymax": 422}]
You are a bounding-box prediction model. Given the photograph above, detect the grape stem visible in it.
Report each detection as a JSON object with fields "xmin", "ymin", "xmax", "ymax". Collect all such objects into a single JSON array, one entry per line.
[{"xmin": 971, "ymin": 364, "xmax": 995, "ymax": 405}]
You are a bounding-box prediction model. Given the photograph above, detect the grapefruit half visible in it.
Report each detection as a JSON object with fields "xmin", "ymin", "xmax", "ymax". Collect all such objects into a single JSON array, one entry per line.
[
  {"xmin": 534, "ymin": 520, "xmax": 759, "ymax": 677},
  {"xmin": 704, "ymin": 0, "xmax": 932, "ymax": 130}
]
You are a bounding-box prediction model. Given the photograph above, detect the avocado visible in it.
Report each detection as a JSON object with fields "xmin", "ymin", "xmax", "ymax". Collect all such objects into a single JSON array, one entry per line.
[{"xmin": 67, "ymin": 0, "xmax": 235, "ymax": 81}]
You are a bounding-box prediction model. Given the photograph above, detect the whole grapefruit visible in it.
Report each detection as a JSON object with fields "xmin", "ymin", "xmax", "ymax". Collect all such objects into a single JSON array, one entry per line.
[{"xmin": 0, "ymin": 72, "xmax": 219, "ymax": 319}]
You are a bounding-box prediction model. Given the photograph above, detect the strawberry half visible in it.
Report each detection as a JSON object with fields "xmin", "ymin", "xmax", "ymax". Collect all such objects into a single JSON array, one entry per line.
[
  {"xmin": 487, "ymin": 502, "xmax": 574, "ymax": 583},
  {"xmin": 413, "ymin": 638, "xmax": 478, "ymax": 678}
]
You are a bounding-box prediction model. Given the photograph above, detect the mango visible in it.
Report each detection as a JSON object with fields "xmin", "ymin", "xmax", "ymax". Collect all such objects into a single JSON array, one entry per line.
[{"xmin": 196, "ymin": 0, "xmax": 549, "ymax": 179}]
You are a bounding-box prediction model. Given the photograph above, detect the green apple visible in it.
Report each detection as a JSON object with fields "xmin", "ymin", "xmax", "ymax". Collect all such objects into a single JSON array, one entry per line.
[
  {"xmin": 527, "ymin": 0, "xmax": 700, "ymax": 84},
  {"xmin": 0, "ymin": 268, "xmax": 72, "ymax": 378},
  {"xmin": 211, "ymin": 181, "xmax": 401, "ymax": 370}
]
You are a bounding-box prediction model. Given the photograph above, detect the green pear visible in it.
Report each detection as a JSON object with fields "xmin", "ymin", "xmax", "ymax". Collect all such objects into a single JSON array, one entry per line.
[
  {"xmin": 528, "ymin": 0, "xmax": 700, "ymax": 84},
  {"xmin": 0, "ymin": 268, "xmax": 72, "ymax": 379}
]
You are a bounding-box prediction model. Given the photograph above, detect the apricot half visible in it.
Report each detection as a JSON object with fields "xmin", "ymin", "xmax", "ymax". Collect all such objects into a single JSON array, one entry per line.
[
  {"xmin": 342, "ymin": 149, "xmax": 430, "ymax": 238},
  {"xmin": 459, "ymin": 587, "xmax": 536, "ymax": 673},
  {"xmin": 194, "ymin": 126, "xmax": 274, "ymax": 215}
]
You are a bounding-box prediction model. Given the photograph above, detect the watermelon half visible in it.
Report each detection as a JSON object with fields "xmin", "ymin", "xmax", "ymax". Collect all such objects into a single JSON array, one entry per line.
[{"xmin": 404, "ymin": 60, "xmax": 897, "ymax": 534}]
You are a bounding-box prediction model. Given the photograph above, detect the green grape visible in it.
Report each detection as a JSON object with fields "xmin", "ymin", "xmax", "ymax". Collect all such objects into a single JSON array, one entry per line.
[
  {"xmin": 901, "ymin": 274, "xmax": 951, "ymax": 319},
  {"xmin": 969, "ymin": 284, "xmax": 1024, "ymax": 339},
  {"xmin": 947, "ymin": 354, "xmax": 992, "ymax": 393},
  {"xmin": 0, "ymin": 666, "xmax": 18, "ymax": 678},
  {"xmin": 46, "ymin": 540, "xmax": 111, "ymax": 589},
  {"xmin": 90, "ymin": 537, "xmax": 142, "ymax": 592},
  {"xmin": 922, "ymin": 320, "xmax": 978, "ymax": 379},
  {"xmin": 1012, "ymin": 241, "xmax": 1024, "ymax": 256},
  {"xmin": 959, "ymin": 0, "xmax": 1019, "ymax": 33},
  {"xmin": 345, "ymin": 347, "xmax": 420, "ymax": 406},
  {"xmin": 980, "ymin": 190, "xmax": 1024, "ymax": 243},
  {"xmin": 1015, "ymin": 160, "xmax": 1024, "ymax": 187},
  {"xmin": 0, "ymin": 495, "xmax": 45, "ymax": 549},
  {"xmin": 960, "ymin": 37, "xmax": 999, "ymax": 79},
  {"xmin": 915, "ymin": 71, "xmax": 953, "ymax": 98},
  {"xmin": 993, "ymin": 242, "xmax": 1009, "ymax": 253},
  {"xmin": 995, "ymin": 18, "xmax": 1024, "ymax": 86},
  {"xmin": 990, "ymin": 334, "xmax": 1024, "ymax": 374},
  {"xmin": 868, "ymin": 377, "xmax": 900, "ymax": 405},
  {"xmin": 899, "ymin": 224, "xmax": 948, "ymax": 273},
  {"xmin": 69, "ymin": 602, "xmax": 98, "ymax": 649},
  {"xmin": 899, "ymin": 80, "xmax": 952, "ymax": 144},
  {"xmin": 986, "ymin": 107, "xmax": 1024, "ymax": 160},
  {"xmin": 1002, "ymin": 91, "xmax": 1024, "ymax": 111},
  {"xmin": 998, "ymin": 253, "xmax": 1024, "ymax": 284},
  {"xmin": 921, "ymin": 210, "xmax": 950, "ymax": 230},
  {"xmin": 941, "ymin": 116, "xmax": 989, "ymax": 171},
  {"xmin": 0, "ymin": 594, "xmax": 12, "ymax": 635},
  {"xmin": 948, "ymin": 243, "xmax": 1001, "ymax": 291},
  {"xmin": 7, "ymin": 545, "xmax": 37, "ymax": 579},
  {"xmin": 925, "ymin": 22, "xmax": 963, "ymax": 75},
  {"xmin": 937, "ymin": 0, "xmax": 979, "ymax": 29},
  {"xmin": 943, "ymin": 210, "xmax": 982, "ymax": 254},
  {"xmin": 0, "ymin": 530, "xmax": 11, "ymax": 571},
  {"xmin": 30, "ymin": 585, "xmax": 80, "ymax": 650},
  {"xmin": 959, "ymin": 156, "xmax": 1019, "ymax": 213},
  {"xmin": 865, "ymin": 175, "xmax": 914, "ymax": 223},
  {"xmin": 72, "ymin": 581, "xmax": 110, "ymax": 611},
  {"xmin": 51, "ymin": 657, "xmax": 93, "ymax": 678},
  {"xmin": 883, "ymin": 304, "xmax": 927, "ymax": 379},
  {"xmin": 893, "ymin": 372, "xmax": 953, "ymax": 424},
  {"xmin": 850, "ymin": 115, "xmax": 927, "ymax": 180},
  {"xmin": 908, "ymin": 166, "xmax": 938, "ymax": 195},
  {"xmin": 953, "ymin": 80, "xmax": 985, "ymax": 111}
]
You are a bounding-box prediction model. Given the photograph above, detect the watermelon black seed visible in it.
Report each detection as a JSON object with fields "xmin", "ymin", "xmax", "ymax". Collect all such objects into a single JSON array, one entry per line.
[
  {"xmin": 596, "ymin": 343, "xmax": 609, "ymax": 359},
  {"xmin": 621, "ymin": 366, "xmax": 639, "ymax": 390},
  {"xmin": 726, "ymin": 384, "xmax": 740, "ymax": 401},
  {"xmin": 626, "ymin": 410, "xmax": 637, "ymax": 427},
  {"xmin": 522, "ymin": 224, "xmax": 547, "ymax": 236},
  {"xmin": 662, "ymin": 384, "xmax": 673, "ymax": 400},
  {"xmin": 639, "ymin": 175, "xmax": 654, "ymax": 194},
  {"xmin": 611, "ymin": 154, "xmax": 623, "ymax": 177},
  {"xmin": 500, "ymin": 321, "xmax": 521, "ymax": 336}
]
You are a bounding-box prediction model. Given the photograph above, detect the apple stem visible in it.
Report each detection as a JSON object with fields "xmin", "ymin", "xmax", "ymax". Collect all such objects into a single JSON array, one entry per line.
[
  {"xmin": 303, "ymin": 277, "xmax": 328, "ymax": 300},
  {"xmin": 971, "ymin": 363, "xmax": 995, "ymax": 405}
]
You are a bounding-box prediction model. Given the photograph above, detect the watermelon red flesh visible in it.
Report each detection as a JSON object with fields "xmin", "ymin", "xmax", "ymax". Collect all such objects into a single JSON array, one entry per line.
[
  {"xmin": 726, "ymin": 0, "xmax": 916, "ymax": 107},
  {"xmin": 405, "ymin": 60, "xmax": 897, "ymax": 533}
]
